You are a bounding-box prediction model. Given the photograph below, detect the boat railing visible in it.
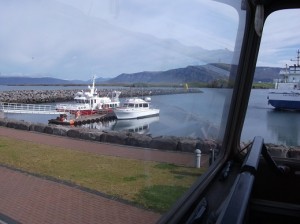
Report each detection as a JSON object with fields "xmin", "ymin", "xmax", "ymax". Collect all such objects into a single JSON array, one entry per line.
[{"xmin": 0, "ymin": 102, "xmax": 62, "ymax": 114}]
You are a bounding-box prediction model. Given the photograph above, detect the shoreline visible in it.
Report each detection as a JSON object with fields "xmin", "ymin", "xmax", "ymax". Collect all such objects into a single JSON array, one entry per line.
[{"xmin": 0, "ymin": 117, "xmax": 299, "ymax": 159}]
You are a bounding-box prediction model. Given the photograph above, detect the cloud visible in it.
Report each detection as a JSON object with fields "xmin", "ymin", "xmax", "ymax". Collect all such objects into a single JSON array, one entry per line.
[
  {"xmin": 3, "ymin": 0, "xmax": 298, "ymax": 79},
  {"xmin": 257, "ymin": 9, "xmax": 300, "ymax": 68}
]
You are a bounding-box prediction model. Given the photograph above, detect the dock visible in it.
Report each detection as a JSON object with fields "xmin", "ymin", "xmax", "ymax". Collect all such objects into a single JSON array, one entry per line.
[
  {"xmin": 0, "ymin": 102, "xmax": 61, "ymax": 114},
  {"xmin": 48, "ymin": 112, "xmax": 116, "ymax": 126}
]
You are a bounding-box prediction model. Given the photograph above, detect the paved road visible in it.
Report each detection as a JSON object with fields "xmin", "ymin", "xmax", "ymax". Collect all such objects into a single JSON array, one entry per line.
[{"xmin": 0, "ymin": 127, "xmax": 208, "ymax": 224}]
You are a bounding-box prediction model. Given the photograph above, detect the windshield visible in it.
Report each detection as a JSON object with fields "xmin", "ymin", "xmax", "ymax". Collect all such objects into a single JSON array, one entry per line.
[
  {"xmin": 242, "ymin": 9, "xmax": 300, "ymax": 160},
  {"xmin": 0, "ymin": 0, "xmax": 246, "ymax": 222}
]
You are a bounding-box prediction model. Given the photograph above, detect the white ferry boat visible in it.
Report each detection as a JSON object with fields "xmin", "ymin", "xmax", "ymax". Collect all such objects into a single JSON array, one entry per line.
[
  {"xmin": 56, "ymin": 76, "xmax": 121, "ymax": 115},
  {"xmin": 113, "ymin": 97, "xmax": 159, "ymax": 119},
  {"xmin": 268, "ymin": 50, "xmax": 300, "ymax": 110}
]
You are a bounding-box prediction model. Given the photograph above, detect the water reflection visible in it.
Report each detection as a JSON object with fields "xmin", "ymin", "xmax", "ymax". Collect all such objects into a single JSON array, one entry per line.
[
  {"xmin": 112, "ymin": 116, "xmax": 159, "ymax": 134},
  {"xmin": 80, "ymin": 116, "xmax": 159, "ymax": 134},
  {"xmin": 266, "ymin": 110, "xmax": 300, "ymax": 146},
  {"xmin": 79, "ymin": 119, "xmax": 115, "ymax": 132}
]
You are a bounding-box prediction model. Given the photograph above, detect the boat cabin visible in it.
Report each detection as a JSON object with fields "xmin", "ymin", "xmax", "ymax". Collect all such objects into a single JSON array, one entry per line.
[{"xmin": 122, "ymin": 98, "xmax": 149, "ymax": 109}]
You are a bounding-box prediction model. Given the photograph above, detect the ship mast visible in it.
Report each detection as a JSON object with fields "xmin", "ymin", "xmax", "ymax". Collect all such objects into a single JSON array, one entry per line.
[
  {"xmin": 290, "ymin": 49, "xmax": 300, "ymax": 67},
  {"xmin": 88, "ymin": 75, "xmax": 97, "ymax": 96}
]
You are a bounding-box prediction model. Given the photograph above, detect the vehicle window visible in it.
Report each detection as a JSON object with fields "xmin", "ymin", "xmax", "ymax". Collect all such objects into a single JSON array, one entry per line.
[
  {"xmin": 242, "ymin": 9, "xmax": 300, "ymax": 159},
  {"xmin": 0, "ymin": 0, "xmax": 246, "ymax": 222}
]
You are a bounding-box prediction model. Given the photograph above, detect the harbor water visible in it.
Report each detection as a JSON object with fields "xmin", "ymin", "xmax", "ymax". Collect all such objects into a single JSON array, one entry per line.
[{"xmin": 1, "ymin": 86, "xmax": 299, "ymax": 146}]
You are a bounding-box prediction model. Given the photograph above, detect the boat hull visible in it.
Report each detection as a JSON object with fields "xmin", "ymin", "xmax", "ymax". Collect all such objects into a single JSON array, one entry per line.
[
  {"xmin": 268, "ymin": 91, "xmax": 300, "ymax": 110},
  {"xmin": 114, "ymin": 108, "xmax": 160, "ymax": 120},
  {"xmin": 268, "ymin": 99, "xmax": 300, "ymax": 110}
]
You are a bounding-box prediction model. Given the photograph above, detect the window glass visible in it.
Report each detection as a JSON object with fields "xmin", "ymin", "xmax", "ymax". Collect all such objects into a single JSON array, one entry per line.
[
  {"xmin": 0, "ymin": 0, "xmax": 245, "ymax": 221},
  {"xmin": 242, "ymin": 9, "xmax": 300, "ymax": 159}
]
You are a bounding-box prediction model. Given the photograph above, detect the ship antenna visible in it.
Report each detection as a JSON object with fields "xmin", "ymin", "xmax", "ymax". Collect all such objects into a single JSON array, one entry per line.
[
  {"xmin": 290, "ymin": 49, "xmax": 300, "ymax": 67},
  {"xmin": 90, "ymin": 74, "xmax": 97, "ymax": 95}
]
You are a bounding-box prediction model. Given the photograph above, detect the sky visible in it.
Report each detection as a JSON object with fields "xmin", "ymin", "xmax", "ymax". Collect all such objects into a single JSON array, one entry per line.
[{"xmin": 0, "ymin": 0, "xmax": 299, "ymax": 80}]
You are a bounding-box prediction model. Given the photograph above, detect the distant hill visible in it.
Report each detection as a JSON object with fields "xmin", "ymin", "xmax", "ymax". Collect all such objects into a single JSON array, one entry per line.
[
  {"xmin": 107, "ymin": 64, "xmax": 281, "ymax": 84},
  {"xmin": 0, "ymin": 64, "xmax": 281, "ymax": 85},
  {"xmin": 0, "ymin": 77, "xmax": 74, "ymax": 85},
  {"xmin": 254, "ymin": 67, "xmax": 281, "ymax": 82},
  {"xmin": 107, "ymin": 64, "xmax": 230, "ymax": 84},
  {"xmin": 0, "ymin": 76, "xmax": 109, "ymax": 85}
]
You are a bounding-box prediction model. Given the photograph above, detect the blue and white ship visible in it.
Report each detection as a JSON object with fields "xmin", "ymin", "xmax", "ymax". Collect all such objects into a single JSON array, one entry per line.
[{"xmin": 268, "ymin": 50, "xmax": 300, "ymax": 110}]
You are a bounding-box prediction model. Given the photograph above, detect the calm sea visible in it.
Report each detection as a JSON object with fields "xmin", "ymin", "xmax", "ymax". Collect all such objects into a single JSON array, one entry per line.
[{"xmin": 1, "ymin": 86, "xmax": 299, "ymax": 146}]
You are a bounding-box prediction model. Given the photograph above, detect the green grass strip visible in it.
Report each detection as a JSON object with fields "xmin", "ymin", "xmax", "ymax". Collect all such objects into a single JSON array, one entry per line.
[{"xmin": 0, "ymin": 136, "xmax": 205, "ymax": 212}]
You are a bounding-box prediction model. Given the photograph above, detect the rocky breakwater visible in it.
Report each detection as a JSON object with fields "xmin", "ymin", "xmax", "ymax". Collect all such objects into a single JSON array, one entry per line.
[
  {"xmin": 0, "ymin": 88, "xmax": 202, "ymax": 104},
  {"xmin": 0, "ymin": 118, "xmax": 300, "ymax": 160},
  {"xmin": 0, "ymin": 89, "xmax": 77, "ymax": 104}
]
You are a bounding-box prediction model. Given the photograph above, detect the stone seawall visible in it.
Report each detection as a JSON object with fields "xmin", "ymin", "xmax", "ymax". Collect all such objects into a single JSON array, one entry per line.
[
  {"xmin": 0, "ymin": 118, "xmax": 217, "ymax": 154},
  {"xmin": 0, "ymin": 88, "xmax": 201, "ymax": 104},
  {"xmin": 0, "ymin": 118, "xmax": 299, "ymax": 159}
]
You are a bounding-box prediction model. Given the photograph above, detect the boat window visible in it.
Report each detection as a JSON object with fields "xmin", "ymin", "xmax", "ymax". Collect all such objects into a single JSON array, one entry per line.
[
  {"xmin": 128, "ymin": 104, "xmax": 134, "ymax": 108},
  {"xmin": 143, "ymin": 103, "xmax": 148, "ymax": 108},
  {"xmin": 242, "ymin": 9, "xmax": 300, "ymax": 160}
]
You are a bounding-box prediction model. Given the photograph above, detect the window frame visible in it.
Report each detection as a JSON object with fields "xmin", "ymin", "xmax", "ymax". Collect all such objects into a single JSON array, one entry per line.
[{"xmin": 158, "ymin": 0, "xmax": 300, "ymax": 223}]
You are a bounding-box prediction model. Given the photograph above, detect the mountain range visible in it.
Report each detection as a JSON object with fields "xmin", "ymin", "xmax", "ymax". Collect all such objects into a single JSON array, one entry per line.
[{"xmin": 0, "ymin": 64, "xmax": 281, "ymax": 85}]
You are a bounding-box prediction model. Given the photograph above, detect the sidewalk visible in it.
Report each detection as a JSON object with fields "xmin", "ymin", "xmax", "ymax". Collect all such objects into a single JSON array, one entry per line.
[{"xmin": 0, "ymin": 127, "xmax": 207, "ymax": 224}]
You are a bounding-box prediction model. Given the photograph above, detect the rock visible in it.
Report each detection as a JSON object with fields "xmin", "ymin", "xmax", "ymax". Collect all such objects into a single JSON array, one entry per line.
[
  {"xmin": 44, "ymin": 126, "xmax": 53, "ymax": 134},
  {"xmin": 6, "ymin": 120, "xmax": 31, "ymax": 130},
  {"xmin": 67, "ymin": 129, "xmax": 81, "ymax": 138},
  {"xmin": 126, "ymin": 132, "xmax": 152, "ymax": 148},
  {"xmin": 177, "ymin": 137, "xmax": 199, "ymax": 153},
  {"xmin": 100, "ymin": 131, "xmax": 128, "ymax": 145},
  {"xmin": 196, "ymin": 139, "xmax": 218, "ymax": 154},
  {"xmin": 149, "ymin": 136, "xmax": 179, "ymax": 151},
  {"xmin": 80, "ymin": 130, "xmax": 102, "ymax": 141},
  {"xmin": 266, "ymin": 144, "xmax": 288, "ymax": 158},
  {"xmin": 287, "ymin": 147, "xmax": 300, "ymax": 159},
  {"xmin": 29, "ymin": 123, "xmax": 48, "ymax": 133},
  {"xmin": 53, "ymin": 126, "xmax": 70, "ymax": 136},
  {"xmin": 0, "ymin": 118, "xmax": 8, "ymax": 127}
]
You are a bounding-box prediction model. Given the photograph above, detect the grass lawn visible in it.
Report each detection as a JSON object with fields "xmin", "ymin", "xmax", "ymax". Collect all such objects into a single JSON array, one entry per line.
[{"xmin": 0, "ymin": 136, "xmax": 205, "ymax": 213}]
